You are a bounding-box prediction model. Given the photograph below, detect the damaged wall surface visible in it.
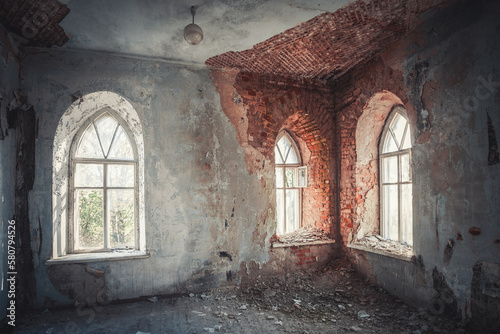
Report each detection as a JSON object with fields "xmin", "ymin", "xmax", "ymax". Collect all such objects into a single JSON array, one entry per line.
[
  {"xmin": 0, "ymin": 33, "xmax": 19, "ymax": 322},
  {"xmin": 20, "ymin": 49, "xmax": 278, "ymax": 307},
  {"xmin": 0, "ymin": 0, "xmax": 498, "ymax": 331},
  {"xmin": 340, "ymin": 0, "xmax": 500, "ymax": 329}
]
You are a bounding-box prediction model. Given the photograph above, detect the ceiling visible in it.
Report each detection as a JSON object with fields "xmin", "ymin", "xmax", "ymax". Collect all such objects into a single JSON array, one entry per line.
[
  {"xmin": 1, "ymin": 0, "xmax": 453, "ymax": 81},
  {"xmin": 59, "ymin": 0, "xmax": 351, "ymax": 64}
]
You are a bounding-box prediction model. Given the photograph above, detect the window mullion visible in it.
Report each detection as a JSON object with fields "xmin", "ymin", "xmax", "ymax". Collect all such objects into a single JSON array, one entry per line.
[
  {"xmin": 282, "ymin": 167, "xmax": 287, "ymax": 234},
  {"xmin": 398, "ymin": 154, "xmax": 402, "ymax": 243},
  {"xmin": 103, "ymin": 163, "xmax": 109, "ymax": 250}
]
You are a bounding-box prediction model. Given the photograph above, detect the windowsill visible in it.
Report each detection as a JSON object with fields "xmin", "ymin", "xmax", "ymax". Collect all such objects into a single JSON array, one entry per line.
[
  {"xmin": 45, "ymin": 250, "xmax": 150, "ymax": 265},
  {"xmin": 347, "ymin": 243, "xmax": 413, "ymax": 262},
  {"xmin": 272, "ymin": 240, "xmax": 336, "ymax": 248}
]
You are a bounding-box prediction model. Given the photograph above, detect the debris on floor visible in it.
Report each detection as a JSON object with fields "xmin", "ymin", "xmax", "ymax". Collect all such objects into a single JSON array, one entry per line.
[{"xmin": 12, "ymin": 258, "xmax": 464, "ymax": 334}]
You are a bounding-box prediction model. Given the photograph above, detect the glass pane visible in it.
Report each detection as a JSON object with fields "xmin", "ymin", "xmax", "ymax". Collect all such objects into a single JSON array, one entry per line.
[
  {"xmin": 275, "ymin": 145, "xmax": 284, "ymax": 164},
  {"xmin": 400, "ymin": 154, "xmax": 411, "ymax": 182},
  {"xmin": 401, "ymin": 184, "xmax": 413, "ymax": 245},
  {"xmin": 76, "ymin": 189, "xmax": 103, "ymax": 250},
  {"xmin": 381, "ymin": 156, "xmax": 398, "ymax": 183},
  {"xmin": 286, "ymin": 189, "xmax": 300, "ymax": 233},
  {"xmin": 278, "ymin": 136, "xmax": 292, "ymax": 163},
  {"xmin": 74, "ymin": 163, "xmax": 103, "ymax": 187},
  {"xmin": 402, "ymin": 126, "xmax": 411, "ymax": 149},
  {"xmin": 297, "ymin": 167, "xmax": 307, "ymax": 187},
  {"xmin": 286, "ymin": 146, "xmax": 298, "ymax": 164},
  {"xmin": 391, "ymin": 113, "xmax": 407, "ymax": 149},
  {"xmin": 382, "ymin": 184, "xmax": 399, "ymax": 241},
  {"xmin": 382, "ymin": 131, "xmax": 399, "ymax": 153},
  {"xmin": 108, "ymin": 164, "xmax": 135, "ymax": 187},
  {"xmin": 95, "ymin": 114, "xmax": 118, "ymax": 158},
  {"xmin": 276, "ymin": 167, "xmax": 284, "ymax": 188},
  {"xmin": 76, "ymin": 124, "xmax": 104, "ymax": 158},
  {"xmin": 285, "ymin": 168, "xmax": 296, "ymax": 188},
  {"xmin": 276, "ymin": 190, "xmax": 285, "ymax": 235},
  {"xmin": 108, "ymin": 126, "xmax": 134, "ymax": 160},
  {"xmin": 108, "ymin": 189, "xmax": 135, "ymax": 249}
]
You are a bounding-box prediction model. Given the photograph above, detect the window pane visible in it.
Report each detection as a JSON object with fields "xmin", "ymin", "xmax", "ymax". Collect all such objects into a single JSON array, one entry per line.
[
  {"xmin": 276, "ymin": 190, "xmax": 285, "ymax": 235},
  {"xmin": 285, "ymin": 168, "xmax": 296, "ymax": 188},
  {"xmin": 95, "ymin": 114, "xmax": 118, "ymax": 158},
  {"xmin": 275, "ymin": 146, "xmax": 284, "ymax": 164},
  {"xmin": 381, "ymin": 156, "xmax": 398, "ymax": 183},
  {"xmin": 278, "ymin": 136, "xmax": 292, "ymax": 163},
  {"xmin": 402, "ymin": 124, "xmax": 411, "ymax": 149},
  {"xmin": 382, "ymin": 184, "xmax": 399, "ymax": 241},
  {"xmin": 276, "ymin": 167, "xmax": 284, "ymax": 188},
  {"xmin": 382, "ymin": 132, "xmax": 398, "ymax": 153},
  {"xmin": 286, "ymin": 189, "xmax": 300, "ymax": 233},
  {"xmin": 108, "ymin": 164, "xmax": 135, "ymax": 187},
  {"xmin": 74, "ymin": 163, "xmax": 103, "ymax": 187},
  {"xmin": 108, "ymin": 189, "xmax": 135, "ymax": 249},
  {"xmin": 108, "ymin": 126, "xmax": 134, "ymax": 160},
  {"xmin": 75, "ymin": 189, "xmax": 103, "ymax": 250},
  {"xmin": 401, "ymin": 184, "xmax": 413, "ymax": 245},
  {"xmin": 278, "ymin": 136, "xmax": 299, "ymax": 164},
  {"xmin": 286, "ymin": 146, "xmax": 298, "ymax": 164},
  {"xmin": 400, "ymin": 154, "xmax": 411, "ymax": 182},
  {"xmin": 76, "ymin": 124, "xmax": 104, "ymax": 159},
  {"xmin": 391, "ymin": 114, "xmax": 407, "ymax": 149}
]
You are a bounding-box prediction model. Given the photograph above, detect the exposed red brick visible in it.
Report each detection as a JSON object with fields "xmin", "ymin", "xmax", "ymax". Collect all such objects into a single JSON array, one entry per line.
[
  {"xmin": 206, "ymin": 0, "xmax": 453, "ymax": 81},
  {"xmin": 0, "ymin": 0, "xmax": 70, "ymax": 47}
]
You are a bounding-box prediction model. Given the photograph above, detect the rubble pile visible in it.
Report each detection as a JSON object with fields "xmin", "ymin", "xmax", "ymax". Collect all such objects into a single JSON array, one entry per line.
[
  {"xmin": 276, "ymin": 227, "xmax": 332, "ymax": 244},
  {"xmin": 234, "ymin": 258, "xmax": 461, "ymax": 333},
  {"xmin": 354, "ymin": 235, "xmax": 414, "ymax": 258}
]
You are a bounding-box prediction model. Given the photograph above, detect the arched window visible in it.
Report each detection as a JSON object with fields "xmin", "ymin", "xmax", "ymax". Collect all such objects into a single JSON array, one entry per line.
[
  {"xmin": 70, "ymin": 110, "xmax": 138, "ymax": 252},
  {"xmin": 275, "ymin": 132, "xmax": 307, "ymax": 235},
  {"xmin": 379, "ymin": 107, "xmax": 413, "ymax": 245}
]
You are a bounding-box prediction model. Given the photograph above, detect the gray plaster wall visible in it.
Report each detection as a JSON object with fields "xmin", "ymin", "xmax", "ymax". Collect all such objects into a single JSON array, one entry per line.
[
  {"xmin": 20, "ymin": 49, "xmax": 273, "ymax": 308},
  {"xmin": 354, "ymin": 0, "xmax": 500, "ymax": 323},
  {"xmin": 0, "ymin": 45, "xmax": 19, "ymax": 321}
]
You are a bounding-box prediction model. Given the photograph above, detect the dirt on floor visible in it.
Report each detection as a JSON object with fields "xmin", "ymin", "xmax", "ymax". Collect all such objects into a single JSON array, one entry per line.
[{"xmin": 7, "ymin": 258, "xmax": 465, "ymax": 334}]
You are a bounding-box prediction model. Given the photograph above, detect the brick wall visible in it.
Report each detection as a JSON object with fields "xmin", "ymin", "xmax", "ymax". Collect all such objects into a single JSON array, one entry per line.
[{"xmin": 211, "ymin": 70, "xmax": 338, "ymax": 238}]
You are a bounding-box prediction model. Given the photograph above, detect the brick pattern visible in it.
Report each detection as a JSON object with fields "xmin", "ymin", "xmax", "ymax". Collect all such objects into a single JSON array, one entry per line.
[
  {"xmin": 333, "ymin": 56, "xmax": 411, "ymax": 245},
  {"xmin": 206, "ymin": 0, "xmax": 452, "ymax": 81},
  {"xmin": 213, "ymin": 71, "xmax": 338, "ymax": 237},
  {"xmin": 1, "ymin": 0, "xmax": 70, "ymax": 47},
  {"xmin": 290, "ymin": 247, "xmax": 317, "ymax": 266}
]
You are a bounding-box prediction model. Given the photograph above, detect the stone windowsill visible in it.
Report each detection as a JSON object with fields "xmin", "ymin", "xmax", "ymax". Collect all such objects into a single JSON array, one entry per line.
[
  {"xmin": 45, "ymin": 250, "xmax": 150, "ymax": 265},
  {"xmin": 272, "ymin": 240, "xmax": 336, "ymax": 249},
  {"xmin": 347, "ymin": 243, "xmax": 413, "ymax": 262}
]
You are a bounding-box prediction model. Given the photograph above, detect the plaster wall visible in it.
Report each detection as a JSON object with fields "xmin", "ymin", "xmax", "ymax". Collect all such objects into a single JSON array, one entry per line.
[
  {"xmin": 0, "ymin": 42, "xmax": 19, "ymax": 321},
  {"xmin": 342, "ymin": 0, "xmax": 500, "ymax": 327},
  {"xmin": 20, "ymin": 49, "xmax": 275, "ymax": 308}
]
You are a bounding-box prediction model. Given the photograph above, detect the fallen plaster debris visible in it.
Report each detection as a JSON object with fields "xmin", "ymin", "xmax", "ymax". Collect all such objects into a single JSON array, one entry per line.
[
  {"xmin": 353, "ymin": 235, "xmax": 413, "ymax": 258},
  {"xmin": 275, "ymin": 227, "xmax": 332, "ymax": 244}
]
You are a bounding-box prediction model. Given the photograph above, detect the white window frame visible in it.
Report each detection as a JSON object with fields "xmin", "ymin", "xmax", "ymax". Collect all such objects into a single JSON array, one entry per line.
[
  {"xmin": 50, "ymin": 91, "xmax": 146, "ymax": 262},
  {"xmin": 275, "ymin": 131, "xmax": 307, "ymax": 235},
  {"xmin": 379, "ymin": 106, "xmax": 413, "ymax": 245},
  {"xmin": 69, "ymin": 109, "xmax": 139, "ymax": 253}
]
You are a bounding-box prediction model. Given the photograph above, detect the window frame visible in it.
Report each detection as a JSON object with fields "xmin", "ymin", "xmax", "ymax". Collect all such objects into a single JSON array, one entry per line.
[
  {"xmin": 68, "ymin": 109, "xmax": 139, "ymax": 254},
  {"xmin": 275, "ymin": 131, "xmax": 306, "ymax": 235},
  {"xmin": 379, "ymin": 106, "xmax": 413, "ymax": 245}
]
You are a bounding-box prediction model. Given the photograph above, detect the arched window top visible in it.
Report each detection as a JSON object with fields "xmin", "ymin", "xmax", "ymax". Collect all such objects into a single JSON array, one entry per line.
[
  {"xmin": 381, "ymin": 108, "xmax": 411, "ymax": 154},
  {"xmin": 75, "ymin": 112, "xmax": 135, "ymax": 160},
  {"xmin": 275, "ymin": 132, "xmax": 301, "ymax": 165}
]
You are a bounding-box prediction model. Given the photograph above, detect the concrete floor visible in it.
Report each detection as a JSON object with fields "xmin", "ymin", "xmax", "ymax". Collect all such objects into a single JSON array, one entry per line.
[{"xmin": 10, "ymin": 259, "xmax": 464, "ymax": 334}]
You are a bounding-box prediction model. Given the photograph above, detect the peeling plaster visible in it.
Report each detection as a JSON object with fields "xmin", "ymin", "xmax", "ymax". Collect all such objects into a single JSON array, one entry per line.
[{"xmin": 52, "ymin": 91, "xmax": 146, "ymax": 257}]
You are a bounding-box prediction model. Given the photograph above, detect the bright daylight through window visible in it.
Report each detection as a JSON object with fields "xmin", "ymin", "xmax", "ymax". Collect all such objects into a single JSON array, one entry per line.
[
  {"xmin": 71, "ymin": 112, "xmax": 138, "ymax": 252},
  {"xmin": 380, "ymin": 107, "xmax": 413, "ymax": 245},
  {"xmin": 275, "ymin": 132, "xmax": 307, "ymax": 235}
]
